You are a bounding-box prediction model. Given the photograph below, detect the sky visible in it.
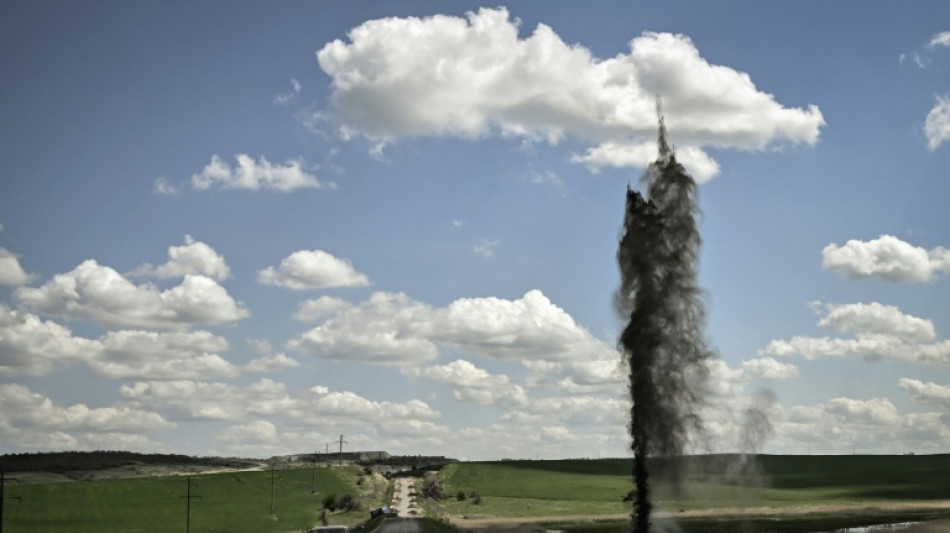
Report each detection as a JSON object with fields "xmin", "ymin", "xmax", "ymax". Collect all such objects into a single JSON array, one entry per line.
[{"xmin": 1, "ymin": 1, "xmax": 950, "ymax": 460}]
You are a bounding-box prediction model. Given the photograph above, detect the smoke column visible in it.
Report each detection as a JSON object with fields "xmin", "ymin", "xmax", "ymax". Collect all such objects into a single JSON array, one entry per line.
[{"xmin": 616, "ymin": 114, "xmax": 714, "ymax": 533}]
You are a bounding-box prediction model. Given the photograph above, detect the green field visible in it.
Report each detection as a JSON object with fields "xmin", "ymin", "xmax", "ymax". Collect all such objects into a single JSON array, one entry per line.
[
  {"xmin": 436, "ymin": 455, "xmax": 950, "ymax": 531},
  {"xmin": 2, "ymin": 465, "xmax": 381, "ymax": 533},
  {"xmin": 5, "ymin": 455, "xmax": 950, "ymax": 533}
]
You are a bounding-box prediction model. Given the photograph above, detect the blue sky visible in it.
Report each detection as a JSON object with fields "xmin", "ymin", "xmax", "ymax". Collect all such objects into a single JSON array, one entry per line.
[{"xmin": 1, "ymin": 1, "xmax": 949, "ymax": 459}]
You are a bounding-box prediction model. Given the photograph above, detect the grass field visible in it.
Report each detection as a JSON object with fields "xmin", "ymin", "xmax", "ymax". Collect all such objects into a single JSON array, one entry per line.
[
  {"xmin": 5, "ymin": 455, "xmax": 950, "ymax": 532},
  {"xmin": 2, "ymin": 465, "xmax": 382, "ymax": 533},
  {"xmin": 436, "ymin": 455, "xmax": 950, "ymax": 532}
]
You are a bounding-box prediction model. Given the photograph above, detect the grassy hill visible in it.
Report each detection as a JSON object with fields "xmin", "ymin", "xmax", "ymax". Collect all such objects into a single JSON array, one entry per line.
[
  {"xmin": 1, "ymin": 464, "xmax": 383, "ymax": 533},
  {"xmin": 435, "ymin": 455, "xmax": 950, "ymax": 532}
]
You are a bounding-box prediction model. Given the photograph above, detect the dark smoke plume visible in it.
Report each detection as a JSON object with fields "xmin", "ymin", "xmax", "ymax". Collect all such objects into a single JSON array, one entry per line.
[{"xmin": 616, "ymin": 114, "xmax": 714, "ymax": 533}]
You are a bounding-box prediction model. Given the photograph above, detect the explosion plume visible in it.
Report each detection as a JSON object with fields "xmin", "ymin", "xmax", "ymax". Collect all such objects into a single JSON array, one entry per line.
[{"xmin": 616, "ymin": 113, "xmax": 714, "ymax": 533}]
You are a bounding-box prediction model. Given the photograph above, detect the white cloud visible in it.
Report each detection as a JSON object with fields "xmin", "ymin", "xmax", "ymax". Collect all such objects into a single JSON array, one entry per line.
[
  {"xmin": 473, "ymin": 239, "xmax": 498, "ymax": 257},
  {"xmin": 740, "ymin": 357, "xmax": 799, "ymax": 381},
  {"xmin": 274, "ymin": 78, "xmax": 303, "ymax": 106},
  {"xmin": 822, "ymin": 235, "xmax": 950, "ymax": 282},
  {"xmin": 502, "ymin": 395, "xmax": 627, "ymax": 427},
  {"xmin": 0, "ymin": 247, "xmax": 35, "ymax": 286},
  {"xmin": 191, "ymin": 154, "xmax": 334, "ymax": 192},
  {"xmin": 130, "ymin": 235, "xmax": 231, "ymax": 281},
  {"xmin": 0, "ymin": 303, "xmax": 243, "ymax": 379},
  {"xmin": 0, "ymin": 303, "xmax": 96, "ymax": 376},
  {"xmin": 763, "ymin": 301, "xmax": 950, "ymax": 365},
  {"xmin": 925, "ymin": 95, "xmax": 950, "ymax": 151},
  {"xmin": 572, "ymin": 142, "xmax": 721, "ymax": 183},
  {"xmin": 244, "ymin": 352, "xmax": 301, "ymax": 373},
  {"xmin": 288, "ymin": 292, "xmax": 439, "ymax": 365},
  {"xmin": 293, "ymin": 296, "xmax": 353, "ymax": 321},
  {"xmin": 404, "ymin": 359, "xmax": 528, "ymax": 407},
  {"xmin": 0, "ymin": 383, "xmax": 174, "ymax": 452},
  {"xmin": 289, "ymin": 289, "xmax": 617, "ymax": 369},
  {"xmin": 900, "ymin": 378, "xmax": 950, "ymax": 408},
  {"xmin": 258, "ymin": 250, "xmax": 370, "ymax": 290},
  {"xmin": 452, "ymin": 219, "xmax": 465, "ymax": 229},
  {"xmin": 817, "ymin": 302, "xmax": 935, "ymax": 342},
  {"xmin": 433, "ymin": 290, "xmax": 614, "ymax": 362},
  {"xmin": 523, "ymin": 357, "xmax": 623, "ymax": 393},
  {"xmin": 317, "ymin": 8, "xmax": 823, "ymax": 180},
  {"xmin": 928, "ymin": 31, "xmax": 950, "ymax": 49},
  {"xmin": 16, "ymin": 260, "xmax": 249, "ymax": 330},
  {"xmin": 522, "ymin": 169, "xmax": 566, "ymax": 192},
  {"xmin": 764, "ymin": 397, "xmax": 950, "ymax": 455},
  {"xmin": 93, "ymin": 329, "xmax": 239, "ymax": 380},
  {"xmin": 152, "ymin": 177, "xmax": 179, "ymax": 195}
]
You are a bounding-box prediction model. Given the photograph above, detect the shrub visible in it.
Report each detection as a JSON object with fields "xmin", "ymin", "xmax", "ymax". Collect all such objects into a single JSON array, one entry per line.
[
  {"xmin": 469, "ymin": 492, "xmax": 481, "ymax": 505},
  {"xmin": 339, "ymin": 492, "xmax": 356, "ymax": 511},
  {"xmin": 456, "ymin": 490, "xmax": 466, "ymax": 501},
  {"xmin": 322, "ymin": 494, "xmax": 337, "ymax": 511},
  {"xmin": 422, "ymin": 475, "xmax": 444, "ymax": 500}
]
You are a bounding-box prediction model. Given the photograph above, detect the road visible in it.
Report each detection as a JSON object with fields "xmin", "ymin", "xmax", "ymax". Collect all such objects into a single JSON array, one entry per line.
[{"xmin": 375, "ymin": 518, "xmax": 421, "ymax": 532}]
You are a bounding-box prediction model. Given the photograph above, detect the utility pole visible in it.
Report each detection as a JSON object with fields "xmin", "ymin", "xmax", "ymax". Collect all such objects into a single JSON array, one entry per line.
[
  {"xmin": 338, "ymin": 435, "xmax": 347, "ymax": 466},
  {"xmin": 181, "ymin": 476, "xmax": 200, "ymax": 533},
  {"xmin": 2, "ymin": 466, "xmax": 23, "ymax": 533},
  {"xmin": 311, "ymin": 450, "xmax": 318, "ymax": 493},
  {"xmin": 270, "ymin": 463, "xmax": 276, "ymax": 518}
]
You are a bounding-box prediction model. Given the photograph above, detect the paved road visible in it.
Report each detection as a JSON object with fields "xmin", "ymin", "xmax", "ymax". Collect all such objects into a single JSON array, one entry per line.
[{"xmin": 375, "ymin": 518, "xmax": 422, "ymax": 532}]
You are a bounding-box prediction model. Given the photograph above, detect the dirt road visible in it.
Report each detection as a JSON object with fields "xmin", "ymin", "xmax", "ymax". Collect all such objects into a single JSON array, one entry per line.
[{"xmin": 392, "ymin": 478, "xmax": 420, "ymax": 517}]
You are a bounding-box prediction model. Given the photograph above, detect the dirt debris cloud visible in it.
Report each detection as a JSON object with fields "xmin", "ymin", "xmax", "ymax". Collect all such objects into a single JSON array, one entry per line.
[{"xmin": 616, "ymin": 112, "xmax": 715, "ymax": 533}]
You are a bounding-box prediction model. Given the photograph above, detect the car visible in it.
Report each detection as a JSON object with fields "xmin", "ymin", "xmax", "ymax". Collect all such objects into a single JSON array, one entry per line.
[
  {"xmin": 369, "ymin": 506, "xmax": 395, "ymax": 518},
  {"xmin": 306, "ymin": 527, "xmax": 349, "ymax": 533}
]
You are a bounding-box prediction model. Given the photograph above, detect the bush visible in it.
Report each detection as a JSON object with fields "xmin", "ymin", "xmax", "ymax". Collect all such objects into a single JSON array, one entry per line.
[
  {"xmin": 422, "ymin": 475, "xmax": 444, "ymax": 500},
  {"xmin": 469, "ymin": 492, "xmax": 481, "ymax": 505},
  {"xmin": 322, "ymin": 494, "xmax": 337, "ymax": 511},
  {"xmin": 339, "ymin": 492, "xmax": 356, "ymax": 511},
  {"xmin": 456, "ymin": 490, "xmax": 466, "ymax": 501}
]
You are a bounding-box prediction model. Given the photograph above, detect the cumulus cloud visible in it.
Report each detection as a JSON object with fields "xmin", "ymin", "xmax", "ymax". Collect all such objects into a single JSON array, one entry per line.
[
  {"xmin": 317, "ymin": 8, "xmax": 823, "ymax": 180},
  {"xmin": 16, "ymin": 260, "xmax": 249, "ymax": 330},
  {"xmin": 121, "ymin": 378, "xmax": 439, "ymax": 435},
  {"xmin": 822, "ymin": 235, "xmax": 950, "ymax": 282},
  {"xmin": 925, "ymin": 95, "xmax": 950, "ymax": 151},
  {"xmin": 572, "ymin": 142, "xmax": 721, "ymax": 183},
  {"xmin": 258, "ymin": 250, "xmax": 370, "ymax": 290},
  {"xmin": 761, "ymin": 396, "xmax": 950, "ymax": 455},
  {"xmin": 763, "ymin": 301, "xmax": 950, "ymax": 365},
  {"xmin": 523, "ymin": 357, "xmax": 622, "ymax": 393},
  {"xmin": 0, "ymin": 247, "xmax": 35, "ymax": 286},
  {"xmin": 191, "ymin": 154, "xmax": 334, "ymax": 192},
  {"xmin": 293, "ymin": 296, "xmax": 353, "ymax": 322},
  {"xmin": 0, "ymin": 302, "xmax": 242, "ymax": 379},
  {"xmin": 740, "ymin": 357, "xmax": 799, "ymax": 381},
  {"xmin": 900, "ymin": 378, "xmax": 950, "ymax": 407},
  {"xmin": 244, "ymin": 352, "xmax": 301, "ymax": 373},
  {"xmin": 0, "ymin": 303, "xmax": 97, "ymax": 376},
  {"xmin": 928, "ymin": 31, "xmax": 950, "ymax": 49},
  {"xmin": 129, "ymin": 235, "xmax": 231, "ymax": 281},
  {"xmin": 0, "ymin": 383, "xmax": 174, "ymax": 452},
  {"xmin": 93, "ymin": 329, "xmax": 239, "ymax": 380},
  {"xmin": 404, "ymin": 359, "xmax": 528, "ymax": 407},
  {"xmin": 120, "ymin": 379, "xmax": 288, "ymax": 421},
  {"xmin": 290, "ymin": 289, "xmax": 616, "ymax": 368},
  {"xmin": 288, "ymin": 292, "xmax": 438, "ymax": 365}
]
